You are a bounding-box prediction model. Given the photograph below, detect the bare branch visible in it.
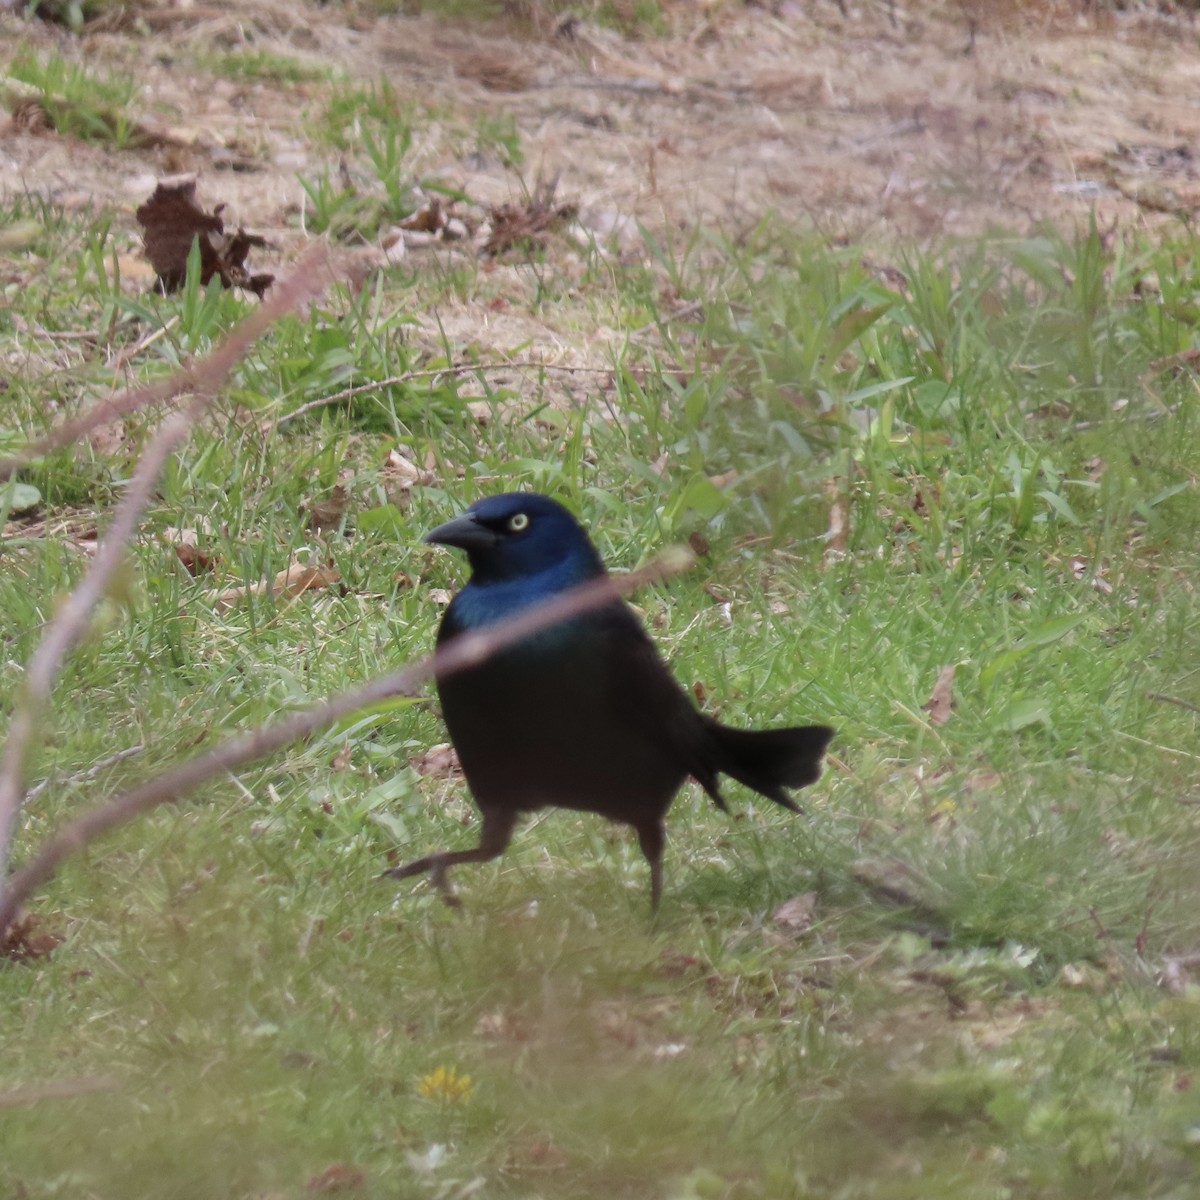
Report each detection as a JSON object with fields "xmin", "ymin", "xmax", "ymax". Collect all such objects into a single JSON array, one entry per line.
[
  {"xmin": 0, "ymin": 549, "xmax": 693, "ymax": 936},
  {"xmin": 0, "ymin": 246, "xmax": 344, "ymax": 890}
]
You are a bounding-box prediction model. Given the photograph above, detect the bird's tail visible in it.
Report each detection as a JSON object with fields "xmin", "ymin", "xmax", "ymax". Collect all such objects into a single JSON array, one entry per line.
[{"xmin": 701, "ymin": 717, "xmax": 834, "ymax": 812}]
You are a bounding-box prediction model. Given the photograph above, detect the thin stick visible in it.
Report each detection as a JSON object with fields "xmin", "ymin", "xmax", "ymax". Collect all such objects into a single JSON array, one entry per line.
[
  {"xmin": 0, "ymin": 247, "xmax": 342, "ymax": 890},
  {"xmin": 271, "ymin": 361, "xmax": 627, "ymax": 428},
  {"xmin": 24, "ymin": 744, "xmax": 146, "ymax": 803},
  {"xmin": 1112, "ymin": 731, "xmax": 1200, "ymax": 763},
  {"xmin": 0, "ymin": 1077, "xmax": 120, "ymax": 1109},
  {"xmin": 1145, "ymin": 691, "xmax": 1200, "ymax": 717},
  {"xmin": 0, "ymin": 549, "xmax": 693, "ymax": 936}
]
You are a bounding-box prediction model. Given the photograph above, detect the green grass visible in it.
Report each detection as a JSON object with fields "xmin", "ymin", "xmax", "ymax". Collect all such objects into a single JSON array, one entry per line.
[
  {"xmin": 2, "ymin": 133, "xmax": 1200, "ymax": 1200},
  {"xmin": 4, "ymin": 48, "xmax": 140, "ymax": 148},
  {"xmin": 196, "ymin": 48, "xmax": 338, "ymax": 85}
]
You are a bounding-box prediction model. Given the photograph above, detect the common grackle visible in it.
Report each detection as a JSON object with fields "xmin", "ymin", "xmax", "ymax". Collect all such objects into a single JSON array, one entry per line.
[{"xmin": 386, "ymin": 493, "xmax": 834, "ymax": 910}]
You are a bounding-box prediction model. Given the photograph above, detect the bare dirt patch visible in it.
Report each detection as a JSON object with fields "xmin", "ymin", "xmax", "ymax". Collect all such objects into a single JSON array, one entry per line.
[{"xmin": 4, "ymin": 2, "xmax": 1200, "ymax": 368}]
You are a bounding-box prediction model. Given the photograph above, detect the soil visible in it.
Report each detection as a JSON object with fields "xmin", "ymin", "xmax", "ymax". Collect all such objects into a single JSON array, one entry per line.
[{"xmin": 4, "ymin": 1, "xmax": 1200, "ymax": 357}]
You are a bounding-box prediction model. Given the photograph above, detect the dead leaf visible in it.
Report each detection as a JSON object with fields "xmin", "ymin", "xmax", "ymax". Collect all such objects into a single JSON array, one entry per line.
[
  {"xmin": 484, "ymin": 175, "xmax": 578, "ymax": 256},
  {"xmin": 823, "ymin": 476, "xmax": 848, "ymax": 563},
  {"xmin": 922, "ymin": 664, "xmax": 955, "ymax": 726},
  {"xmin": 501, "ymin": 1134, "xmax": 570, "ymax": 1172},
  {"xmin": 383, "ymin": 448, "xmax": 435, "ymax": 494},
  {"xmin": 210, "ymin": 558, "xmax": 341, "ymax": 610},
  {"xmin": 409, "ymin": 743, "xmax": 461, "ymax": 779},
  {"xmin": 457, "ymin": 52, "xmax": 532, "ymax": 92},
  {"xmin": 306, "ymin": 1163, "xmax": 365, "ymax": 1192},
  {"xmin": 9, "ymin": 96, "xmax": 51, "ymax": 135},
  {"xmin": 474, "ymin": 1009, "xmax": 529, "ymax": 1041},
  {"xmin": 1, "ymin": 912, "xmax": 63, "ymax": 963},
  {"xmin": 174, "ymin": 542, "xmax": 217, "ymax": 576},
  {"xmin": 303, "ymin": 485, "xmax": 350, "ymax": 533},
  {"xmin": 398, "ymin": 198, "xmax": 443, "ymax": 233},
  {"xmin": 87, "ymin": 419, "xmax": 128, "ymax": 458},
  {"xmin": 852, "ymin": 859, "xmax": 938, "ymax": 912},
  {"xmin": 136, "ymin": 175, "xmax": 274, "ymax": 296},
  {"xmin": 1070, "ymin": 555, "xmax": 1113, "ymax": 595},
  {"xmin": 771, "ymin": 891, "xmax": 817, "ymax": 933}
]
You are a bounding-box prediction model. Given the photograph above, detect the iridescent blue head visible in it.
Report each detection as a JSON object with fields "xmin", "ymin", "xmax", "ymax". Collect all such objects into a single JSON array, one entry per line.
[{"xmin": 425, "ymin": 493, "xmax": 606, "ymax": 587}]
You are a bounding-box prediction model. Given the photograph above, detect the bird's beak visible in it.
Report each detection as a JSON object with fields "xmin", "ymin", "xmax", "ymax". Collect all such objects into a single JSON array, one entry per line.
[{"xmin": 424, "ymin": 510, "xmax": 498, "ymax": 553}]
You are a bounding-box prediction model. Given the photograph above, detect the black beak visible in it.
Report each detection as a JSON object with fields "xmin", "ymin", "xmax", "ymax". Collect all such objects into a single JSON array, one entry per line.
[{"xmin": 424, "ymin": 510, "xmax": 498, "ymax": 553}]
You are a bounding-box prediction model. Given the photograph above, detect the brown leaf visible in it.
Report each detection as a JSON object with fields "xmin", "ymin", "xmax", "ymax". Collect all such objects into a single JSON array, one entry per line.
[
  {"xmin": 409, "ymin": 743, "xmax": 461, "ymax": 779},
  {"xmin": 303, "ymin": 485, "xmax": 350, "ymax": 533},
  {"xmin": 503, "ymin": 1134, "xmax": 571, "ymax": 1172},
  {"xmin": 922, "ymin": 664, "xmax": 955, "ymax": 725},
  {"xmin": 210, "ymin": 559, "xmax": 342, "ymax": 610},
  {"xmin": 771, "ymin": 891, "xmax": 817, "ymax": 933},
  {"xmin": 330, "ymin": 741, "xmax": 353, "ymax": 772},
  {"xmin": 474, "ymin": 1009, "xmax": 529, "ymax": 1041},
  {"xmin": 1, "ymin": 912, "xmax": 63, "ymax": 963},
  {"xmin": 136, "ymin": 175, "xmax": 274, "ymax": 296},
  {"xmin": 485, "ymin": 175, "xmax": 577, "ymax": 256},
  {"xmin": 306, "ymin": 1163, "xmax": 365, "ymax": 1192},
  {"xmin": 823, "ymin": 476, "xmax": 848, "ymax": 563},
  {"xmin": 382, "ymin": 448, "xmax": 435, "ymax": 492},
  {"xmin": 174, "ymin": 543, "xmax": 217, "ymax": 576},
  {"xmin": 398, "ymin": 198, "xmax": 443, "ymax": 233},
  {"xmin": 851, "ymin": 859, "xmax": 938, "ymax": 913},
  {"xmin": 9, "ymin": 97, "xmax": 51, "ymax": 135},
  {"xmin": 457, "ymin": 52, "xmax": 532, "ymax": 92}
]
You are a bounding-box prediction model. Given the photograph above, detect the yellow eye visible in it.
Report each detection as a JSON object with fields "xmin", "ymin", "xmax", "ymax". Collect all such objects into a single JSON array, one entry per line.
[{"xmin": 507, "ymin": 512, "xmax": 530, "ymax": 532}]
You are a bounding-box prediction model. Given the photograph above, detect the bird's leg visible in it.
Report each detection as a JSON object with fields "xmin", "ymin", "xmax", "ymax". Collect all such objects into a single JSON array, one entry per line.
[
  {"xmin": 384, "ymin": 807, "xmax": 517, "ymax": 908},
  {"xmin": 636, "ymin": 821, "xmax": 666, "ymax": 914}
]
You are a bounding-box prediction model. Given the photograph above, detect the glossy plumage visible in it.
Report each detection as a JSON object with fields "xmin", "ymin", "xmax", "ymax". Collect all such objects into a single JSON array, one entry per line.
[{"xmin": 386, "ymin": 493, "xmax": 834, "ymax": 910}]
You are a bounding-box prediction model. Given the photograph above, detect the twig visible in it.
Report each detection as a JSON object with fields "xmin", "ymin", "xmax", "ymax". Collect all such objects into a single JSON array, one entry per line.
[
  {"xmin": 271, "ymin": 361, "xmax": 627, "ymax": 429},
  {"xmin": 1146, "ymin": 691, "xmax": 1200, "ymax": 716},
  {"xmin": 24, "ymin": 745, "xmax": 146, "ymax": 803},
  {"xmin": 0, "ymin": 246, "xmax": 343, "ymax": 891},
  {"xmin": 1112, "ymin": 731, "xmax": 1200, "ymax": 762},
  {"xmin": 0, "ymin": 548, "xmax": 693, "ymax": 936},
  {"xmin": 0, "ymin": 1077, "xmax": 120, "ymax": 1109}
]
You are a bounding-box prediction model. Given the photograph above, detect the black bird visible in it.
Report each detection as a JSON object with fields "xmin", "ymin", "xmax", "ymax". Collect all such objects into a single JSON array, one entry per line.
[{"xmin": 386, "ymin": 493, "xmax": 834, "ymax": 910}]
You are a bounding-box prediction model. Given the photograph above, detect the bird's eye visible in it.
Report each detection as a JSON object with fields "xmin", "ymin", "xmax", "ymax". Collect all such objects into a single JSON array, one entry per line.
[{"xmin": 507, "ymin": 512, "xmax": 530, "ymax": 532}]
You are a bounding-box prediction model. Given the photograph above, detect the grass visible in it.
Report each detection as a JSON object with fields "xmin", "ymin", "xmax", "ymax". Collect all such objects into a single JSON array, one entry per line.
[
  {"xmin": 2, "ymin": 37, "xmax": 1200, "ymax": 1200},
  {"xmin": 4, "ymin": 48, "xmax": 140, "ymax": 148}
]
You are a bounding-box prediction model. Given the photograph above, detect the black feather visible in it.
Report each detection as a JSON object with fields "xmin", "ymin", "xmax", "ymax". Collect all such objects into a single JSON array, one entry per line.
[{"xmin": 385, "ymin": 493, "xmax": 835, "ymax": 910}]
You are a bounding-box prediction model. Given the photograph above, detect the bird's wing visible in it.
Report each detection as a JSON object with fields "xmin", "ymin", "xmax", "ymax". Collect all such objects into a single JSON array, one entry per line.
[{"xmin": 586, "ymin": 603, "xmax": 711, "ymax": 758}]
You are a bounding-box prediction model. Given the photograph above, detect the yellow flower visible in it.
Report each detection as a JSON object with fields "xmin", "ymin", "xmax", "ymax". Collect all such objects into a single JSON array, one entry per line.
[{"xmin": 416, "ymin": 1065, "xmax": 473, "ymax": 1104}]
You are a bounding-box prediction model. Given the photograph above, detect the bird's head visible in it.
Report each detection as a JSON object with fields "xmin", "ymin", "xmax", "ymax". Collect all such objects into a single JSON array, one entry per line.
[{"xmin": 425, "ymin": 493, "xmax": 606, "ymax": 585}]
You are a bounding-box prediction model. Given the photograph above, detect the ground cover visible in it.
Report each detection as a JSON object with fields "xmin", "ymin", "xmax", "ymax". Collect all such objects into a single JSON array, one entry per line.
[{"xmin": 2, "ymin": 2, "xmax": 1199, "ymax": 1196}]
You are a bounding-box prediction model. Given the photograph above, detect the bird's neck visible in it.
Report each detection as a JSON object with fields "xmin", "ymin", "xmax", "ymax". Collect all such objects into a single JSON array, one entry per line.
[{"xmin": 452, "ymin": 554, "xmax": 604, "ymax": 630}]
